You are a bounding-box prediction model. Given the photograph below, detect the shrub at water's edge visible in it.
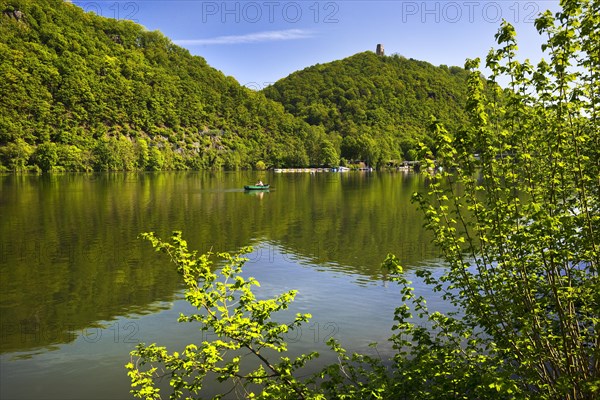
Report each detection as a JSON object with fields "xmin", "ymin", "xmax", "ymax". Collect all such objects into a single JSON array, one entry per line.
[{"xmin": 411, "ymin": 3, "xmax": 599, "ymax": 396}]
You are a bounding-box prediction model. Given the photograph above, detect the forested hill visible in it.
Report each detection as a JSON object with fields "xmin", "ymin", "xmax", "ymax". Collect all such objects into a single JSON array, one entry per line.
[
  {"xmin": 0, "ymin": 0, "xmax": 335, "ymax": 172},
  {"xmin": 262, "ymin": 52, "xmax": 470, "ymax": 164},
  {"xmin": 1, "ymin": 0, "xmax": 471, "ymax": 172}
]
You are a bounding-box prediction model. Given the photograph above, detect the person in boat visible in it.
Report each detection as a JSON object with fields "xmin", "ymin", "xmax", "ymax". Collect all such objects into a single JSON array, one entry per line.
[{"xmin": 256, "ymin": 180, "xmax": 264, "ymax": 186}]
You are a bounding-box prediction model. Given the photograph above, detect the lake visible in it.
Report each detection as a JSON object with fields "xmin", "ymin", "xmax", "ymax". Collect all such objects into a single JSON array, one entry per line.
[{"xmin": 0, "ymin": 171, "xmax": 445, "ymax": 399}]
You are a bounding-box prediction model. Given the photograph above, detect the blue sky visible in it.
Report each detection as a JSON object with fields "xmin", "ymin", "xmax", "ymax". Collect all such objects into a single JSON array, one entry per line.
[{"xmin": 73, "ymin": 1, "xmax": 560, "ymax": 88}]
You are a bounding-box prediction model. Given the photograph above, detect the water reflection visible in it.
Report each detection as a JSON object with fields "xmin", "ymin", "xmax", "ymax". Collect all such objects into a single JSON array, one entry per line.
[
  {"xmin": 1, "ymin": 238, "xmax": 447, "ymax": 399},
  {"xmin": 0, "ymin": 172, "xmax": 438, "ymax": 357}
]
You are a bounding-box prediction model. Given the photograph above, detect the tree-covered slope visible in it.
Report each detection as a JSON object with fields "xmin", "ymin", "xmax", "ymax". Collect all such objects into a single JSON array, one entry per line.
[
  {"xmin": 262, "ymin": 52, "xmax": 471, "ymax": 165},
  {"xmin": 0, "ymin": 0, "xmax": 334, "ymax": 171}
]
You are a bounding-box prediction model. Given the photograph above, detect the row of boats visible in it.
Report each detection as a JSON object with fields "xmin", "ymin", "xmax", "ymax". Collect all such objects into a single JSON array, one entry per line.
[{"xmin": 273, "ymin": 166, "xmax": 351, "ymax": 173}]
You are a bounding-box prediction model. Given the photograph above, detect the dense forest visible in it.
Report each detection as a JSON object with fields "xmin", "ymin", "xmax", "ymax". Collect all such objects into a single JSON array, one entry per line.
[
  {"xmin": 0, "ymin": 0, "xmax": 336, "ymax": 172},
  {"xmin": 0, "ymin": 0, "xmax": 469, "ymax": 172},
  {"xmin": 262, "ymin": 52, "xmax": 471, "ymax": 165}
]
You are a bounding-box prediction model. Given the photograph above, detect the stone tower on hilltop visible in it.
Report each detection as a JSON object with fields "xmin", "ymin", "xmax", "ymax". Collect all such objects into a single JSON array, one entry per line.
[{"xmin": 376, "ymin": 44, "xmax": 384, "ymax": 56}]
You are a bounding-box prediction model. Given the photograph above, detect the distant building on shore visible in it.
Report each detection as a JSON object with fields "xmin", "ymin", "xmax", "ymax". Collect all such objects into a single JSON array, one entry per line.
[{"xmin": 376, "ymin": 44, "xmax": 384, "ymax": 56}]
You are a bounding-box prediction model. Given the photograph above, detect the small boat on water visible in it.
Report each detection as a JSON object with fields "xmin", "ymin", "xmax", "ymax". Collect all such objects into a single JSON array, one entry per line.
[{"xmin": 244, "ymin": 184, "xmax": 270, "ymax": 190}]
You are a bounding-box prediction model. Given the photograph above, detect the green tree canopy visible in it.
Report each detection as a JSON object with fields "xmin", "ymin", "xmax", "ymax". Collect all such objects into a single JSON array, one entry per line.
[
  {"xmin": 262, "ymin": 52, "xmax": 472, "ymax": 165},
  {"xmin": 0, "ymin": 0, "xmax": 330, "ymax": 171}
]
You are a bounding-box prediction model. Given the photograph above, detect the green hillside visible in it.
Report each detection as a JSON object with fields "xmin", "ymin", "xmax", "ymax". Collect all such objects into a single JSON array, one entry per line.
[
  {"xmin": 0, "ymin": 0, "xmax": 334, "ymax": 172},
  {"xmin": 262, "ymin": 52, "xmax": 471, "ymax": 165},
  {"xmin": 1, "ymin": 0, "xmax": 471, "ymax": 172}
]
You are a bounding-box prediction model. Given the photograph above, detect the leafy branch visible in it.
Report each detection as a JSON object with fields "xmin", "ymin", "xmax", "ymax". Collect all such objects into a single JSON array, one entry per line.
[{"xmin": 127, "ymin": 231, "xmax": 317, "ymax": 400}]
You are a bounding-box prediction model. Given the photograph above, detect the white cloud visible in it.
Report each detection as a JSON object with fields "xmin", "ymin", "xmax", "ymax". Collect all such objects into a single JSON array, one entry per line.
[{"xmin": 174, "ymin": 29, "xmax": 314, "ymax": 46}]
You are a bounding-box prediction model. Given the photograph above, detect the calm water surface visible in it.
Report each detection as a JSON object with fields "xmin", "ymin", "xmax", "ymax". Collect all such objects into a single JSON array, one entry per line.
[{"xmin": 0, "ymin": 172, "xmax": 445, "ymax": 399}]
